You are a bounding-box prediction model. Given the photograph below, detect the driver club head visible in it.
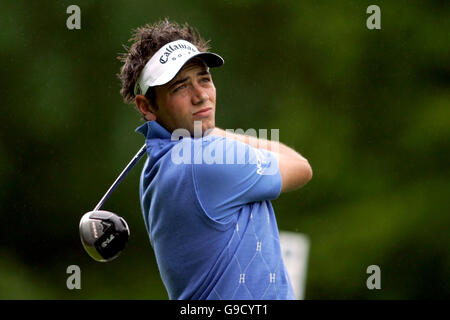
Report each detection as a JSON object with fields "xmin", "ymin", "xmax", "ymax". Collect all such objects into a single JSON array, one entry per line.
[{"xmin": 79, "ymin": 210, "xmax": 130, "ymax": 262}]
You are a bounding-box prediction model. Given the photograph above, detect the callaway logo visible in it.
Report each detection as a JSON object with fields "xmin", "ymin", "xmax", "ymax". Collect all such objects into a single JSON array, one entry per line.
[
  {"xmin": 159, "ymin": 43, "xmax": 197, "ymax": 64},
  {"xmin": 255, "ymin": 149, "xmax": 269, "ymax": 175},
  {"xmin": 101, "ymin": 234, "xmax": 115, "ymax": 248}
]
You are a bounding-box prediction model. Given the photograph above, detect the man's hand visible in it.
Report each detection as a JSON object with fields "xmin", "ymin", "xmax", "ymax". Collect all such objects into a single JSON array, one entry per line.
[{"xmin": 209, "ymin": 127, "xmax": 312, "ymax": 193}]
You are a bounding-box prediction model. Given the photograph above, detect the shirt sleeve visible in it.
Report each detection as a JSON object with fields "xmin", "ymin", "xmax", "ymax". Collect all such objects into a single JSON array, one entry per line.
[{"xmin": 192, "ymin": 136, "xmax": 282, "ymax": 222}]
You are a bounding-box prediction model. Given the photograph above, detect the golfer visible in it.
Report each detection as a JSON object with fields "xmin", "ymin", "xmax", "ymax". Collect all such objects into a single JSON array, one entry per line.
[{"xmin": 118, "ymin": 19, "xmax": 312, "ymax": 300}]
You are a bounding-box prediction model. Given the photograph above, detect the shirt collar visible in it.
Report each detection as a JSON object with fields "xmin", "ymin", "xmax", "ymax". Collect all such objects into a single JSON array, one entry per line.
[{"xmin": 135, "ymin": 121, "xmax": 172, "ymax": 140}]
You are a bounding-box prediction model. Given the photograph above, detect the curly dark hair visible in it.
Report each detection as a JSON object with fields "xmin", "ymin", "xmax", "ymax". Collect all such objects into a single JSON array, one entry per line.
[{"xmin": 117, "ymin": 18, "xmax": 211, "ymax": 106}]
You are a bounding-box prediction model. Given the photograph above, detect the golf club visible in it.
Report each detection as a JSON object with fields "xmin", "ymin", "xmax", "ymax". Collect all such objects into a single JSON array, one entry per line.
[{"xmin": 79, "ymin": 144, "xmax": 147, "ymax": 262}]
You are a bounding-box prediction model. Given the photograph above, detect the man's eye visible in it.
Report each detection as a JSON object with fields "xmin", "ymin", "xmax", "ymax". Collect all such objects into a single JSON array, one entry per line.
[
  {"xmin": 173, "ymin": 85, "xmax": 185, "ymax": 92},
  {"xmin": 201, "ymin": 77, "xmax": 211, "ymax": 82}
]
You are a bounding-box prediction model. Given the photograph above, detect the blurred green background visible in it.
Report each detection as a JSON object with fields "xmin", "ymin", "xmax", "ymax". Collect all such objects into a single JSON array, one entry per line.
[{"xmin": 1, "ymin": 0, "xmax": 449, "ymax": 299}]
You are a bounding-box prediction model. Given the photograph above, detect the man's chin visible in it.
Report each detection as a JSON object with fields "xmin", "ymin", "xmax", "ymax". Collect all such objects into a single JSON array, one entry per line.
[{"xmin": 191, "ymin": 119, "xmax": 214, "ymax": 138}]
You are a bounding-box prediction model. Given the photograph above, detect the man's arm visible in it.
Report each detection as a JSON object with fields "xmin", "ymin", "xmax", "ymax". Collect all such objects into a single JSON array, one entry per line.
[{"xmin": 209, "ymin": 127, "xmax": 312, "ymax": 193}]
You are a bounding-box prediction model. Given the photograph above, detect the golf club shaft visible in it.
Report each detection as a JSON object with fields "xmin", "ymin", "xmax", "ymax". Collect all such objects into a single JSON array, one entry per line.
[{"xmin": 93, "ymin": 144, "xmax": 147, "ymax": 211}]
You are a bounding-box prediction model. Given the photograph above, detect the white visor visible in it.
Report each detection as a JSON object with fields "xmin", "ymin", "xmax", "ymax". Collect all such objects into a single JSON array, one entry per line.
[{"xmin": 134, "ymin": 39, "xmax": 224, "ymax": 96}]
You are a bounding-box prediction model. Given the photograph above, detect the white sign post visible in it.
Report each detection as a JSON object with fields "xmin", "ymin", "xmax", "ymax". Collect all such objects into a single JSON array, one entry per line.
[{"xmin": 279, "ymin": 231, "xmax": 310, "ymax": 300}]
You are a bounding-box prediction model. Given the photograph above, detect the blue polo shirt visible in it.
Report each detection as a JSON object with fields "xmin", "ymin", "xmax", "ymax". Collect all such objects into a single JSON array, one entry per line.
[{"xmin": 136, "ymin": 121, "xmax": 295, "ymax": 300}]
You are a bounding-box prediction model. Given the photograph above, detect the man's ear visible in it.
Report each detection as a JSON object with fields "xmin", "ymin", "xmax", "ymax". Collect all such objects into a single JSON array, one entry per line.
[{"xmin": 135, "ymin": 95, "xmax": 157, "ymax": 121}]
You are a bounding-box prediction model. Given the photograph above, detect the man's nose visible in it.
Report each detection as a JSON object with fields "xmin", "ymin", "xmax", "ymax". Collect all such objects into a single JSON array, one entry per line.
[{"xmin": 191, "ymin": 84, "xmax": 208, "ymax": 105}]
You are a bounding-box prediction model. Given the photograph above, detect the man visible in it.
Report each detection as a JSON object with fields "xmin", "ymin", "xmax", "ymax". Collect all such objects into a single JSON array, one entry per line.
[{"xmin": 118, "ymin": 19, "xmax": 312, "ymax": 300}]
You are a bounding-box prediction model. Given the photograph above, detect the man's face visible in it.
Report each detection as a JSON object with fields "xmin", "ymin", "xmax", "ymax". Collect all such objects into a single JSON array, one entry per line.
[{"xmin": 152, "ymin": 58, "xmax": 216, "ymax": 136}]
